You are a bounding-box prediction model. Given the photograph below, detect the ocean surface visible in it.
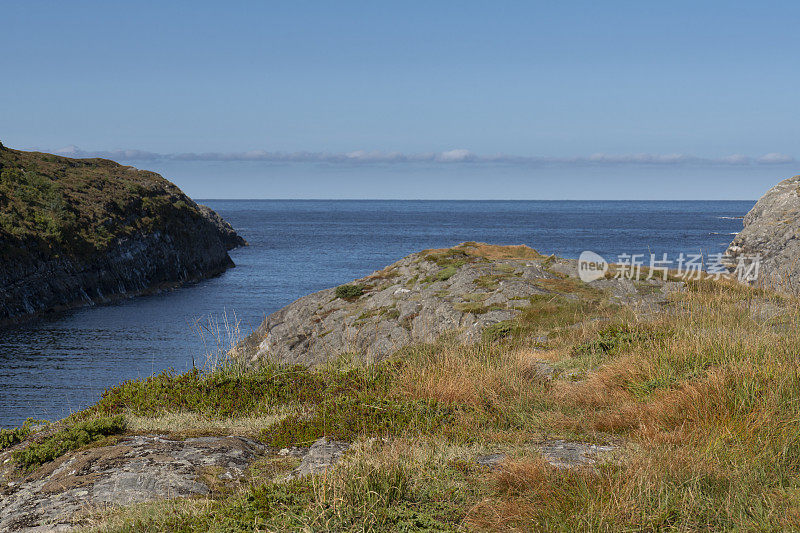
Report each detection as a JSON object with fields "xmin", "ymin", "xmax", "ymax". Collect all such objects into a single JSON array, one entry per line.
[{"xmin": 0, "ymin": 200, "xmax": 753, "ymax": 428}]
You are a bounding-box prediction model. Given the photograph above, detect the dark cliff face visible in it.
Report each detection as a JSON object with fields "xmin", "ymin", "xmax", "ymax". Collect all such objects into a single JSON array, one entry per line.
[{"xmin": 0, "ymin": 144, "xmax": 245, "ymax": 325}]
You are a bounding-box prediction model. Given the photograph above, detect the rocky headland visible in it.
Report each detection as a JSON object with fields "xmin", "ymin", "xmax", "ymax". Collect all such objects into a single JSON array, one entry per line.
[
  {"xmin": 235, "ymin": 241, "xmax": 683, "ymax": 367},
  {"xmin": 0, "ymin": 143, "xmax": 245, "ymax": 325}
]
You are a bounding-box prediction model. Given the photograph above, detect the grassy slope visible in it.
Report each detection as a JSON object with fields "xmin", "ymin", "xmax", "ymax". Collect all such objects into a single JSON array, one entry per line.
[
  {"xmin": 5, "ymin": 246, "xmax": 800, "ymax": 531},
  {"xmin": 0, "ymin": 142, "xmax": 207, "ymax": 258}
]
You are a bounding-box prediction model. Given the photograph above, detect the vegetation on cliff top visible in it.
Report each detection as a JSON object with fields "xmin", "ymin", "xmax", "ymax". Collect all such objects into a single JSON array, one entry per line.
[{"xmin": 0, "ymin": 143, "xmax": 209, "ymax": 258}]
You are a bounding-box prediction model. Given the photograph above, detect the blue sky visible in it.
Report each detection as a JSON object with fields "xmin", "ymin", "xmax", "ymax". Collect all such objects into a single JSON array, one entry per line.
[{"xmin": 2, "ymin": 1, "xmax": 799, "ymax": 199}]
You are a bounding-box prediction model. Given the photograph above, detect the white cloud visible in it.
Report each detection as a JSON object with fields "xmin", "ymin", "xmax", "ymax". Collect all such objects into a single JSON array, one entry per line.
[
  {"xmin": 436, "ymin": 149, "xmax": 475, "ymax": 162},
  {"xmin": 54, "ymin": 145, "xmax": 81, "ymax": 155},
  {"xmin": 49, "ymin": 146, "xmax": 797, "ymax": 167},
  {"xmin": 757, "ymin": 152, "xmax": 795, "ymax": 164},
  {"xmin": 717, "ymin": 154, "xmax": 750, "ymax": 165}
]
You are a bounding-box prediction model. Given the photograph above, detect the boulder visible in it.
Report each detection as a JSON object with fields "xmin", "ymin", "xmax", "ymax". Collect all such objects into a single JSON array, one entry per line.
[{"xmin": 726, "ymin": 175, "xmax": 800, "ymax": 292}]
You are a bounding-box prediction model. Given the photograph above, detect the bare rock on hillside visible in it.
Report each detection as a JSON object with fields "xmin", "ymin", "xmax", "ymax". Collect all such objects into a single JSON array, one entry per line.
[
  {"xmin": 0, "ymin": 435, "xmax": 267, "ymax": 532},
  {"xmin": 198, "ymin": 204, "xmax": 248, "ymax": 249},
  {"xmin": 235, "ymin": 242, "xmax": 681, "ymax": 367},
  {"xmin": 726, "ymin": 175, "xmax": 800, "ymax": 292},
  {"xmin": 537, "ymin": 440, "xmax": 618, "ymax": 469},
  {"xmin": 287, "ymin": 437, "xmax": 350, "ymax": 479}
]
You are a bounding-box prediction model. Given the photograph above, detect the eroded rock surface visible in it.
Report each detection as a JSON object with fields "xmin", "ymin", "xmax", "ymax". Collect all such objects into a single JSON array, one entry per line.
[
  {"xmin": 236, "ymin": 242, "xmax": 684, "ymax": 366},
  {"xmin": 0, "ymin": 435, "xmax": 267, "ymax": 532},
  {"xmin": 726, "ymin": 175, "xmax": 800, "ymax": 292},
  {"xmin": 286, "ymin": 437, "xmax": 350, "ymax": 479},
  {"xmin": 197, "ymin": 204, "xmax": 248, "ymax": 249},
  {"xmin": 474, "ymin": 440, "xmax": 619, "ymax": 470},
  {"xmin": 537, "ymin": 440, "xmax": 618, "ymax": 469}
]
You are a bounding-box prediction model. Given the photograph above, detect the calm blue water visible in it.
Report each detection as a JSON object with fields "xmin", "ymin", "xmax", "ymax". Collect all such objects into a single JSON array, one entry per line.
[{"xmin": 0, "ymin": 200, "xmax": 753, "ymax": 427}]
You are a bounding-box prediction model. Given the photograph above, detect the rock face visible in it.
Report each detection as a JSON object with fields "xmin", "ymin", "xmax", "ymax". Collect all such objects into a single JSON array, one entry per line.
[
  {"xmin": 0, "ymin": 435, "xmax": 267, "ymax": 532},
  {"xmin": 726, "ymin": 175, "xmax": 800, "ymax": 292},
  {"xmin": 197, "ymin": 204, "xmax": 248, "ymax": 249},
  {"xmin": 0, "ymin": 145, "xmax": 245, "ymax": 325},
  {"xmin": 236, "ymin": 242, "xmax": 680, "ymax": 366}
]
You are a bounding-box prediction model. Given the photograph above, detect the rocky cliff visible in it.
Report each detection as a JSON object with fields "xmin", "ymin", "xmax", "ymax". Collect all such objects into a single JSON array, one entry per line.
[
  {"xmin": 0, "ymin": 143, "xmax": 245, "ymax": 325},
  {"xmin": 726, "ymin": 175, "xmax": 800, "ymax": 292},
  {"xmin": 235, "ymin": 242, "xmax": 682, "ymax": 366}
]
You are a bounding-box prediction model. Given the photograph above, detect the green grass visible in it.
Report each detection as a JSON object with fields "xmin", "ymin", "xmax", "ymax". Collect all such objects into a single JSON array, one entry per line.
[
  {"xmin": 431, "ymin": 265, "xmax": 458, "ymax": 282},
  {"xmin": 474, "ymin": 273, "xmax": 511, "ymax": 290},
  {"xmin": 263, "ymin": 396, "xmax": 452, "ymax": 447},
  {"xmin": 82, "ymin": 361, "xmax": 456, "ymax": 449},
  {"xmin": 87, "ymin": 365, "xmax": 330, "ymax": 419},
  {"xmin": 87, "ymin": 445, "xmax": 471, "ymax": 532},
  {"xmin": 571, "ymin": 323, "xmax": 669, "ymax": 356},
  {"xmin": 482, "ymin": 321, "xmax": 520, "ymax": 342}
]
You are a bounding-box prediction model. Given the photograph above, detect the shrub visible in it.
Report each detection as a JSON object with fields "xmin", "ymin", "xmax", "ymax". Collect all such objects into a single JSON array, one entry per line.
[
  {"xmin": 482, "ymin": 321, "xmax": 518, "ymax": 342},
  {"xmin": 0, "ymin": 419, "xmax": 38, "ymax": 450},
  {"xmin": 89, "ymin": 366, "xmax": 324, "ymax": 418},
  {"xmin": 12, "ymin": 415, "xmax": 126, "ymax": 470},
  {"xmin": 262, "ymin": 396, "xmax": 452, "ymax": 447},
  {"xmin": 434, "ymin": 266, "xmax": 458, "ymax": 282},
  {"xmin": 335, "ymin": 284, "xmax": 365, "ymax": 300}
]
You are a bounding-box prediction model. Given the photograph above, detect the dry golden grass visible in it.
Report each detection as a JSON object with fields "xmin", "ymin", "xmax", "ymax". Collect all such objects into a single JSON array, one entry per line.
[
  {"xmin": 126, "ymin": 411, "xmax": 286, "ymax": 438},
  {"xmin": 394, "ymin": 344, "xmax": 545, "ymax": 410},
  {"xmin": 422, "ymin": 241, "xmax": 543, "ymax": 261}
]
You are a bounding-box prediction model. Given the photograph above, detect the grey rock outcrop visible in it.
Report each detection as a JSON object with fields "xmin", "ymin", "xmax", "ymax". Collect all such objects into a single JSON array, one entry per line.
[
  {"xmin": 235, "ymin": 242, "xmax": 680, "ymax": 367},
  {"xmin": 287, "ymin": 437, "xmax": 350, "ymax": 479},
  {"xmin": 474, "ymin": 440, "xmax": 618, "ymax": 470},
  {"xmin": 0, "ymin": 435, "xmax": 267, "ymax": 532},
  {"xmin": 537, "ymin": 440, "xmax": 618, "ymax": 469},
  {"xmin": 726, "ymin": 175, "xmax": 800, "ymax": 292}
]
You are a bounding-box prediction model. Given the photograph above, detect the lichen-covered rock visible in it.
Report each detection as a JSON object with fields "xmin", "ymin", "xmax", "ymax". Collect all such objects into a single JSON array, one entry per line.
[
  {"xmin": 726, "ymin": 175, "xmax": 800, "ymax": 291},
  {"xmin": 287, "ymin": 437, "xmax": 350, "ymax": 479},
  {"xmin": 0, "ymin": 435, "xmax": 267, "ymax": 532},
  {"xmin": 235, "ymin": 242, "xmax": 679, "ymax": 366}
]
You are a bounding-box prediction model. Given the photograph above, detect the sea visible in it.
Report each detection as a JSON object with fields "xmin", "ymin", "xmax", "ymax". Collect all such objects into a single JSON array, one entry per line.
[{"xmin": 0, "ymin": 200, "xmax": 753, "ymax": 428}]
